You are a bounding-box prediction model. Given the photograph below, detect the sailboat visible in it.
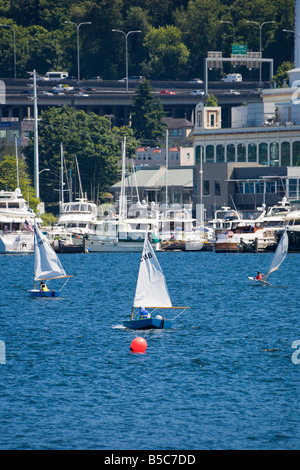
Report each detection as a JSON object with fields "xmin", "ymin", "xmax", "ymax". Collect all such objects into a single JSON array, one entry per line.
[
  {"xmin": 248, "ymin": 229, "xmax": 288, "ymax": 286},
  {"xmin": 29, "ymin": 223, "xmax": 73, "ymax": 297},
  {"xmin": 123, "ymin": 231, "xmax": 189, "ymax": 329}
]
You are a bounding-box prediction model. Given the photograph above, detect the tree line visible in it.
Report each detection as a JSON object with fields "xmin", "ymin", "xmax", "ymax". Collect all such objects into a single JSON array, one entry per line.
[{"xmin": 0, "ymin": 0, "xmax": 295, "ymax": 81}]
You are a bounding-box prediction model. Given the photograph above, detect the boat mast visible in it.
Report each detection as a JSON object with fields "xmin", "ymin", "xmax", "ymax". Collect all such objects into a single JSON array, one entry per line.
[{"xmin": 165, "ymin": 129, "xmax": 168, "ymax": 215}]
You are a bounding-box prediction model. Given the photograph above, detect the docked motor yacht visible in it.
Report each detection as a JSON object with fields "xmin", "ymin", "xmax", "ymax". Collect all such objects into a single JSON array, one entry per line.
[
  {"xmin": 50, "ymin": 197, "xmax": 98, "ymax": 245},
  {"xmin": 0, "ymin": 188, "xmax": 41, "ymax": 254},
  {"xmin": 159, "ymin": 208, "xmax": 205, "ymax": 251},
  {"xmin": 85, "ymin": 202, "xmax": 160, "ymax": 252},
  {"xmin": 284, "ymin": 200, "xmax": 300, "ymax": 252}
]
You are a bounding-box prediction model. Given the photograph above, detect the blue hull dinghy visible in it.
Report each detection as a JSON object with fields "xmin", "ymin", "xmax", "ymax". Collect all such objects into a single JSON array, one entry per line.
[
  {"xmin": 123, "ymin": 316, "xmax": 172, "ymax": 330},
  {"xmin": 123, "ymin": 230, "xmax": 189, "ymax": 330}
]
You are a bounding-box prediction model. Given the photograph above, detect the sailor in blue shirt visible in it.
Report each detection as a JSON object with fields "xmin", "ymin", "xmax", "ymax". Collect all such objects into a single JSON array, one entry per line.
[{"xmin": 139, "ymin": 306, "xmax": 150, "ymax": 319}]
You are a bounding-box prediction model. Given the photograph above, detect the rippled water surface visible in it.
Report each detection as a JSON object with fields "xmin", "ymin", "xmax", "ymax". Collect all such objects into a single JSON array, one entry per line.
[{"xmin": 0, "ymin": 250, "xmax": 300, "ymax": 450}]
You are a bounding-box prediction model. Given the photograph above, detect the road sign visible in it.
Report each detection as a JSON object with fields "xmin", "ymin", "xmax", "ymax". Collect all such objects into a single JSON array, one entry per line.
[{"xmin": 232, "ymin": 45, "xmax": 247, "ymax": 55}]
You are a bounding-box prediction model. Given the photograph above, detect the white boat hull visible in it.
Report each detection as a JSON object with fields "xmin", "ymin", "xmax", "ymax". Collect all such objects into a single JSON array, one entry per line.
[
  {"xmin": 86, "ymin": 237, "xmax": 155, "ymax": 252},
  {"xmin": 0, "ymin": 233, "xmax": 34, "ymax": 254},
  {"xmin": 248, "ymin": 276, "xmax": 270, "ymax": 286}
]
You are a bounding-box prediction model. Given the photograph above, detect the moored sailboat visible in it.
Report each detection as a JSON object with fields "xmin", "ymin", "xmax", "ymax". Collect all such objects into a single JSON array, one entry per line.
[
  {"xmin": 29, "ymin": 223, "xmax": 73, "ymax": 297},
  {"xmin": 123, "ymin": 231, "xmax": 189, "ymax": 329}
]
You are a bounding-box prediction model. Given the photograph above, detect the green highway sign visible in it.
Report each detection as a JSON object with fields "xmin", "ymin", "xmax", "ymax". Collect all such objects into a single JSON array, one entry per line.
[{"xmin": 232, "ymin": 44, "xmax": 247, "ymax": 55}]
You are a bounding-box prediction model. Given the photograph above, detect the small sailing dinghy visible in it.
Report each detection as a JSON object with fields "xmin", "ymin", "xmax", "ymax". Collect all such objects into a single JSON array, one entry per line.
[
  {"xmin": 248, "ymin": 229, "xmax": 288, "ymax": 286},
  {"xmin": 29, "ymin": 223, "xmax": 73, "ymax": 297},
  {"xmin": 123, "ymin": 231, "xmax": 189, "ymax": 329}
]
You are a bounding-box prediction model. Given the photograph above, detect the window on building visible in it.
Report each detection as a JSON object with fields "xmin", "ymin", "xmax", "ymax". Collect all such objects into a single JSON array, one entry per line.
[
  {"xmin": 237, "ymin": 143, "xmax": 246, "ymax": 162},
  {"xmin": 210, "ymin": 113, "xmax": 215, "ymax": 127},
  {"xmin": 195, "ymin": 145, "xmax": 204, "ymax": 164},
  {"xmin": 266, "ymin": 181, "xmax": 276, "ymax": 193},
  {"xmin": 292, "ymin": 141, "xmax": 300, "ymax": 166},
  {"xmin": 7, "ymin": 130, "xmax": 19, "ymax": 139},
  {"xmin": 245, "ymin": 182, "xmax": 255, "ymax": 193},
  {"xmin": 216, "ymin": 144, "xmax": 225, "ymax": 162},
  {"xmin": 227, "ymin": 144, "xmax": 235, "ymax": 162},
  {"xmin": 270, "ymin": 142, "xmax": 279, "ymax": 167},
  {"xmin": 259, "ymin": 143, "xmax": 268, "ymax": 165},
  {"xmin": 235, "ymin": 182, "xmax": 243, "ymax": 193},
  {"xmin": 24, "ymin": 130, "xmax": 33, "ymax": 138},
  {"xmin": 204, "ymin": 180, "xmax": 210, "ymax": 196},
  {"xmin": 255, "ymin": 181, "xmax": 264, "ymax": 193},
  {"xmin": 186, "ymin": 153, "xmax": 191, "ymax": 160},
  {"xmin": 277, "ymin": 179, "xmax": 286, "ymax": 198},
  {"xmin": 215, "ymin": 180, "xmax": 221, "ymax": 196},
  {"xmin": 205, "ymin": 145, "xmax": 214, "ymax": 162},
  {"xmin": 289, "ymin": 179, "xmax": 297, "ymax": 198},
  {"xmin": 281, "ymin": 142, "xmax": 290, "ymax": 166},
  {"xmin": 197, "ymin": 111, "xmax": 202, "ymax": 127},
  {"xmin": 248, "ymin": 143, "xmax": 257, "ymax": 163}
]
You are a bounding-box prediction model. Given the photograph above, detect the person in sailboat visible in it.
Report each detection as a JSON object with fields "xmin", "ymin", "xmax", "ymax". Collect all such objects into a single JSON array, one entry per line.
[
  {"xmin": 139, "ymin": 306, "xmax": 150, "ymax": 319},
  {"xmin": 40, "ymin": 281, "xmax": 49, "ymax": 292},
  {"xmin": 255, "ymin": 271, "xmax": 264, "ymax": 281}
]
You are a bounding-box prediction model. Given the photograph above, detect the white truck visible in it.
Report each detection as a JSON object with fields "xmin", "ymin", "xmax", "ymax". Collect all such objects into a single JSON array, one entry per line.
[{"xmin": 222, "ymin": 73, "xmax": 242, "ymax": 83}]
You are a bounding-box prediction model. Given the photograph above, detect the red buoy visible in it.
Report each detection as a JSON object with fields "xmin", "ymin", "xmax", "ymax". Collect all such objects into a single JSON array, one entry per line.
[{"xmin": 130, "ymin": 337, "xmax": 147, "ymax": 353}]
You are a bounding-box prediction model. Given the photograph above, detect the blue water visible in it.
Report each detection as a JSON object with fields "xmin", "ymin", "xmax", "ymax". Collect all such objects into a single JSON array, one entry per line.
[{"xmin": 0, "ymin": 250, "xmax": 300, "ymax": 450}]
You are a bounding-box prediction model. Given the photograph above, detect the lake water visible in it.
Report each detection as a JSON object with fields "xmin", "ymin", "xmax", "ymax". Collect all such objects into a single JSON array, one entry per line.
[{"xmin": 0, "ymin": 250, "xmax": 300, "ymax": 450}]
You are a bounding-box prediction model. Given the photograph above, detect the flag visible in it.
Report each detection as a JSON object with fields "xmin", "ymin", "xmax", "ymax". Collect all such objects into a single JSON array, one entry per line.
[{"xmin": 24, "ymin": 220, "xmax": 34, "ymax": 233}]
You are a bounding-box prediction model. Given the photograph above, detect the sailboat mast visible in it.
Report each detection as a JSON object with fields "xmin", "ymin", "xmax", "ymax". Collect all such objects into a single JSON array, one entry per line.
[
  {"xmin": 61, "ymin": 143, "xmax": 64, "ymax": 205},
  {"xmin": 165, "ymin": 129, "xmax": 168, "ymax": 214},
  {"xmin": 75, "ymin": 155, "xmax": 83, "ymax": 199}
]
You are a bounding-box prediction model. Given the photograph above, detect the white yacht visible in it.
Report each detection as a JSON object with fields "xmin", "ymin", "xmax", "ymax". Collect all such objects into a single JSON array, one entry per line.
[
  {"xmin": 159, "ymin": 208, "xmax": 205, "ymax": 251},
  {"xmin": 86, "ymin": 202, "xmax": 160, "ymax": 252},
  {"xmin": 284, "ymin": 200, "xmax": 300, "ymax": 252},
  {"xmin": 0, "ymin": 188, "xmax": 41, "ymax": 254},
  {"xmin": 51, "ymin": 197, "xmax": 98, "ymax": 245}
]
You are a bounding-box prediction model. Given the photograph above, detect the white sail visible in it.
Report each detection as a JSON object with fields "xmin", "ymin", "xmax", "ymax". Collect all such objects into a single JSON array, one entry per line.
[
  {"xmin": 265, "ymin": 230, "xmax": 288, "ymax": 280},
  {"xmin": 133, "ymin": 235, "xmax": 172, "ymax": 308},
  {"xmin": 34, "ymin": 224, "xmax": 67, "ymax": 281}
]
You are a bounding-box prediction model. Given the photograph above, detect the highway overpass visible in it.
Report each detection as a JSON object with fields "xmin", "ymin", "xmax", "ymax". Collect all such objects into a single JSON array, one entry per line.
[{"xmin": 0, "ymin": 78, "xmax": 265, "ymax": 128}]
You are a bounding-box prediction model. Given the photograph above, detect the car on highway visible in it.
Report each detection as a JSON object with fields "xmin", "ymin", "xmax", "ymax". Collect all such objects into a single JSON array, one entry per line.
[
  {"xmin": 188, "ymin": 78, "xmax": 203, "ymax": 84},
  {"xmin": 118, "ymin": 76, "xmax": 145, "ymax": 83},
  {"xmin": 159, "ymin": 90, "xmax": 175, "ymax": 95},
  {"xmin": 225, "ymin": 89, "xmax": 241, "ymax": 95},
  {"xmin": 222, "ymin": 73, "xmax": 242, "ymax": 83},
  {"xmin": 52, "ymin": 84, "xmax": 74, "ymax": 92},
  {"xmin": 190, "ymin": 90, "xmax": 205, "ymax": 96},
  {"xmin": 74, "ymin": 92, "xmax": 89, "ymax": 97}
]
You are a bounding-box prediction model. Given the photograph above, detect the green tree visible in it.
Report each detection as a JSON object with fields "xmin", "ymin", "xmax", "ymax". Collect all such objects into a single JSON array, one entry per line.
[
  {"xmin": 206, "ymin": 93, "xmax": 218, "ymax": 106},
  {"xmin": 142, "ymin": 25, "xmax": 189, "ymax": 79},
  {"xmin": 272, "ymin": 61, "xmax": 293, "ymax": 87},
  {"xmin": 131, "ymin": 80, "xmax": 166, "ymax": 143},
  {"xmin": 0, "ymin": 153, "xmax": 39, "ymax": 211},
  {"xmin": 23, "ymin": 106, "xmax": 138, "ymax": 206},
  {"xmin": 174, "ymin": 0, "xmax": 222, "ymax": 78}
]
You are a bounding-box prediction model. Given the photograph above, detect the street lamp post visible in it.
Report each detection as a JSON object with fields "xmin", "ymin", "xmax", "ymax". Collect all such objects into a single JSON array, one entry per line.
[
  {"xmin": 112, "ymin": 29, "xmax": 141, "ymax": 92},
  {"xmin": 0, "ymin": 24, "xmax": 16, "ymax": 78},
  {"xmin": 65, "ymin": 21, "xmax": 92, "ymax": 81},
  {"xmin": 220, "ymin": 20, "xmax": 235, "ymax": 44},
  {"xmin": 247, "ymin": 20, "xmax": 275, "ymax": 84}
]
